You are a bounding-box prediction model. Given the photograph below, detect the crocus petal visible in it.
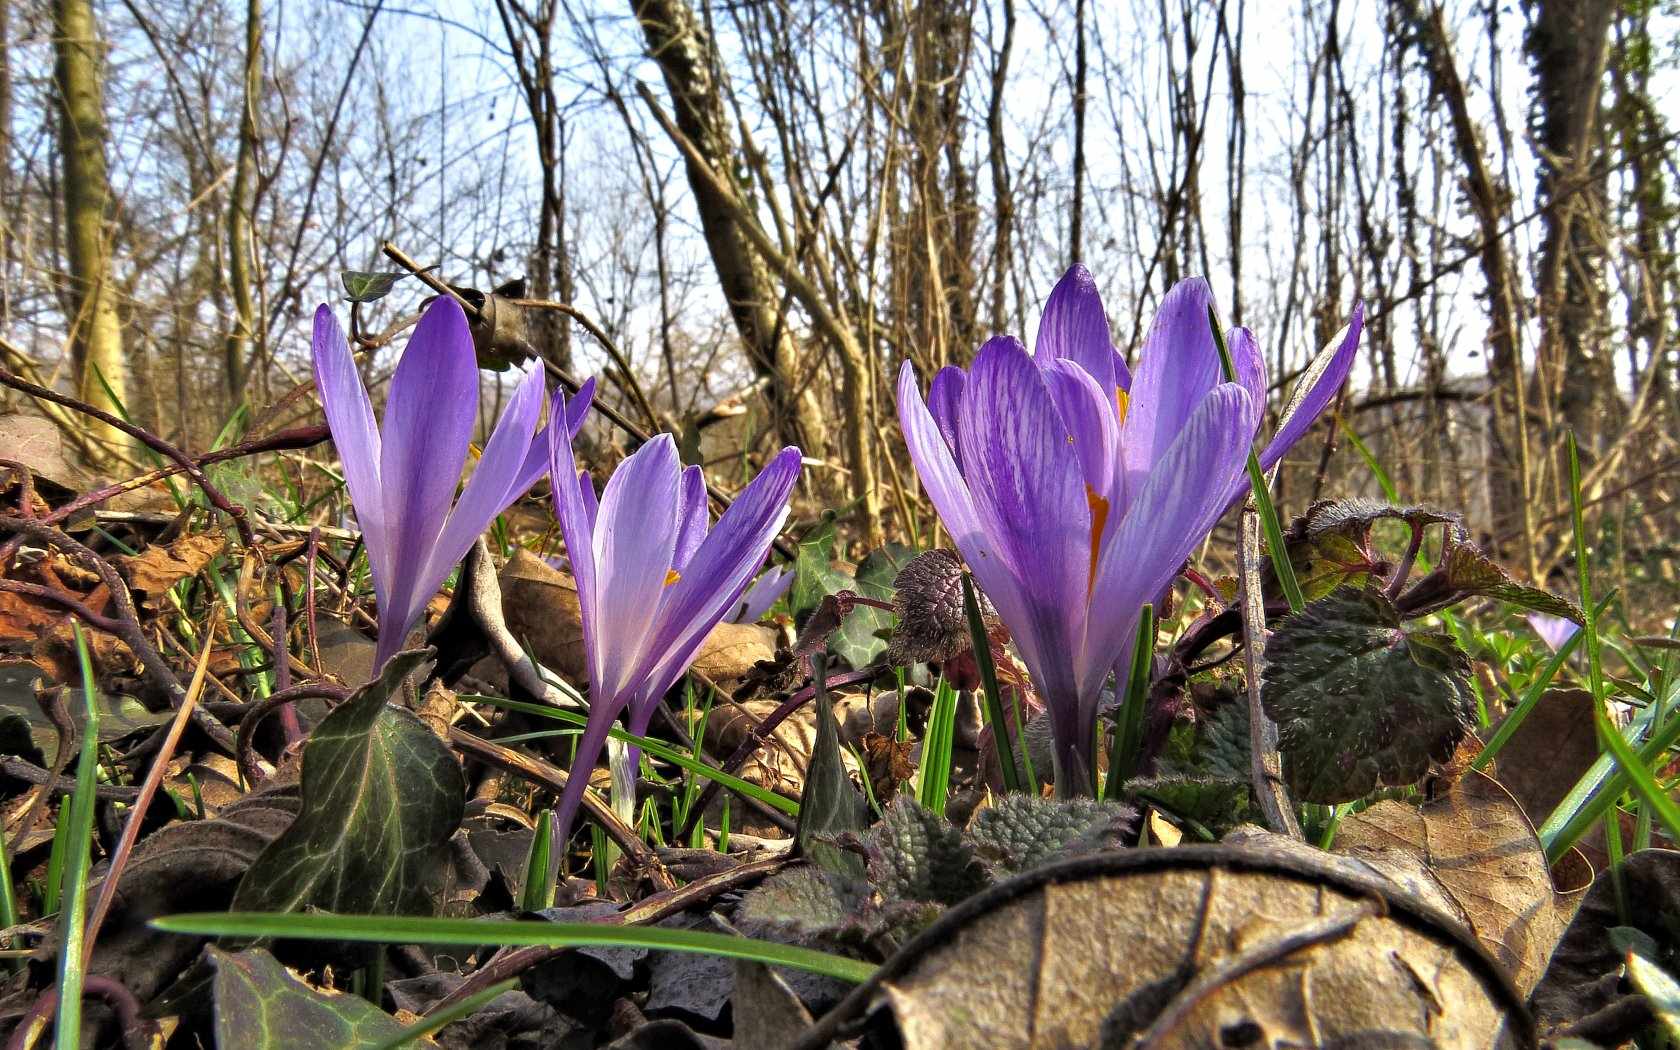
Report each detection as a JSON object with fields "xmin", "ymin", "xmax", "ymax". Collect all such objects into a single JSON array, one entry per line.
[
  {"xmin": 511, "ymin": 377, "xmax": 598, "ymax": 496},
  {"xmin": 1122, "ymin": 278, "xmax": 1221, "ymax": 477},
  {"xmin": 729, "ymin": 564, "xmax": 793, "ymax": 623},
  {"xmin": 1528, "ymin": 612, "xmax": 1580, "ymax": 652},
  {"xmin": 898, "ymin": 359, "xmax": 1042, "ymax": 707},
  {"xmin": 1034, "ymin": 265, "xmax": 1119, "ymax": 400},
  {"xmin": 1084, "ymin": 384, "xmax": 1257, "ymax": 713},
  {"xmin": 375, "ymin": 298, "xmax": 480, "ymax": 662},
  {"xmin": 419, "ymin": 362, "xmax": 546, "ymax": 599},
  {"xmin": 548, "ymin": 395, "xmax": 601, "ymax": 693},
  {"xmin": 927, "ymin": 365, "xmax": 967, "ymax": 469},
  {"xmin": 670, "ymin": 465, "xmax": 708, "ymax": 574},
  {"xmin": 956, "ymin": 337, "xmax": 1088, "ymax": 711},
  {"xmin": 1226, "ymin": 327, "xmax": 1267, "ymax": 411},
  {"xmin": 1255, "ymin": 302, "xmax": 1364, "ymax": 474},
  {"xmin": 1044, "ymin": 358, "xmax": 1121, "ymax": 497},
  {"xmin": 591, "ymin": 436, "xmax": 683, "ymax": 700},
  {"xmin": 633, "ymin": 447, "xmax": 801, "ymax": 711},
  {"xmin": 310, "ymin": 306, "xmax": 387, "ymax": 605}
]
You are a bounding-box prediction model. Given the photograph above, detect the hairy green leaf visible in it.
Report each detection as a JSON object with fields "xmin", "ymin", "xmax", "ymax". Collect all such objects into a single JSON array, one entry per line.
[
  {"xmin": 868, "ymin": 799, "xmax": 986, "ymax": 905},
  {"xmin": 968, "ymin": 794, "xmax": 1132, "ymax": 876},
  {"xmin": 209, "ymin": 947, "xmax": 412, "ymax": 1049},
  {"xmin": 1273, "ymin": 499, "xmax": 1459, "ymax": 602},
  {"xmin": 1443, "ymin": 542, "xmax": 1584, "ymax": 622},
  {"xmin": 231, "ymin": 650, "xmax": 465, "ymax": 918},
  {"xmin": 1263, "ymin": 586, "xmax": 1476, "ymax": 804},
  {"xmin": 737, "ymin": 866, "xmax": 863, "ymax": 937},
  {"xmin": 1124, "ymin": 775, "xmax": 1254, "ymax": 837}
]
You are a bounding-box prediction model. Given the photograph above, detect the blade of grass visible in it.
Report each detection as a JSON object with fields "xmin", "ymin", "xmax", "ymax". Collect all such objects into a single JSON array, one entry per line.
[
  {"xmin": 1209, "ymin": 306, "xmax": 1303, "ymax": 613},
  {"xmin": 370, "ymin": 979, "xmax": 519, "ymax": 1050},
  {"xmin": 1103, "ymin": 604, "xmax": 1155, "ymax": 801},
  {"xmin": 918, "ymin": 675, "xmax": 959, "ymax": 816},
  {"xmin": 521, "ymin": 809, "xmax": 555, "ymax": 912},
  {"xmin": 464, "ymin": 695, "xmax": 797, "ymax": 816},
  {"xmin": 1338, "ymin": 419, "xmax": 1399, "ymax": 502},
  {"xmin": 152, "ymin": 912, "xmax": 877, "ymax": 983},
  {"xmin": 963, "ymin": 574, "xmax": 1018, "ymax": 792},
  {"xmin": 55, "ymin": 625, "xmax": 103, "ymax": 1050}
]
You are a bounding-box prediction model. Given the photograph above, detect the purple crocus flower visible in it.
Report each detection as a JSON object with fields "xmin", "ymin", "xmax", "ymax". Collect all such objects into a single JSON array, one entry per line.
[
  {"xmin": 546, "ymin": 390, "xmax": 801, "ymax": 842},
  {"xmin": 1527, "ymin": 612, "xmax": 1581, "ymax": 653},
  {"xmin": 898, "ymin": 266, "xmax": 1362, "ymax": 794},
  {"xmin": 728, "ymin": 564, "xmax": 793, "ymax": 624},
  {"xmin": 311, "ymin": 297, "xmax": 594, "ymax": 670}
]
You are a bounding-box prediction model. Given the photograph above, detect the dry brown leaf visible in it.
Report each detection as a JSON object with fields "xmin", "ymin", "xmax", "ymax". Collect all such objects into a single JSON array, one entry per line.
[
  {"xmin": 1333, "ymin": 768, "xmax": 1567, "ymax": 993},
  {"xmin": 1489, "ymin": 688, "xmax": 1601, "ymax": 827},
  {"xmin": 831, "ymin": 844, "xmax": 1528, "ymax": 1049},
  {"xmin": 0, "ymin": 412, "xmax": 87, "ymax": 499},
  {"xmin": 706, "ymin": 699, "xmax": 861, "ymax": 801},
  {"xmin": 117, "ymin": 533, "xmax": 226, "ymax": 609}
]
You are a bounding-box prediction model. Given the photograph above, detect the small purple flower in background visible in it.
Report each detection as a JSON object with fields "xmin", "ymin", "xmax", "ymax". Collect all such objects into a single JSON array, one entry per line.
[
  {"xmin": 898, "ymin": 265, "xmax": 1362, "ymax": 795},
  {"xmin": 728, "ymin": 564, "xmax": 793, "ymax": 624},
  {"xmin": 546, "ymin": 388, "xmax": 801, "ymax": 842},
  {"xmin": 1527, "ymin": 612, "xmax": 1581, "ymax": 653},
  {"xmin": 311, "ymin": 297, "xmax": 594, "ymax": 670}
]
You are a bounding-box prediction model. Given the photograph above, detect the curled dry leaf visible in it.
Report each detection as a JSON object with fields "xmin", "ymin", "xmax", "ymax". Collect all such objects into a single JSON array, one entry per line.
[
  {"xmin": 500, "ymin": 549, "xmax": 775, "ymax": 687},
  {"xmin": 705, "ymin": 699, "xmax": 861, "ymax": 802},
  {"xmin": 117, "ymin": 532, "xmax": 227, "ymax": 610},
  {"xmin": 805, "ymin": 844, "xmax": 1531, "ymax": 1049},
  {"xmin": 1332, "ymin": 769, "xmax": 1579, "ymax": 994}
]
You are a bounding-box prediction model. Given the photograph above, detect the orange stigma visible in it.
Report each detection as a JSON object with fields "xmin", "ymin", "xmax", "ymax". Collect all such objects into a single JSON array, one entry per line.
[
  {"xmin": 664, "ymin": 568, "xmax": 682, "ymax": 586},
  {"xmin": 1085, "ymin": 485, "xmax": 1110, "ymax": 596}
]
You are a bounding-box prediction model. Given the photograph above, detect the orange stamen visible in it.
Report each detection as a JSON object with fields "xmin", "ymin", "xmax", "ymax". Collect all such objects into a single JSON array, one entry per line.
[
  {"xmin": 1115, "ymin": 388, "xmax": 1130, "ymax": 424},
  {"xmin": 664, "ymin": 568, "xmax": 681, "ymax": 586},
  {"xmin": 1085, "ymin": 485, "xmax": 1110, "ymax": 597}
]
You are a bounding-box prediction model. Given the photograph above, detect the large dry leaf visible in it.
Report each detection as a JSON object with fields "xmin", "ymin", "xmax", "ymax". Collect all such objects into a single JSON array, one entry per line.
[
  {"xmin": 0, "ymin": 412, "xmax": 86, "ymax": 499},
  {"xmin": 117, "ymin": 533, "xmax": 226, "ymax": 609},
  {"xmin": 819, "ymin": 844, "xmax": 1530, "ymax": 1049},
  {"xmin": 706, "ymin": 700, "xmax": 862, "ymax": 801},
  {"xmin": 499, "ymin": 550, "xmax": 775, "ymax": 687},
  {"xmin": 1333, "ymin": 769, "xmax": 1571, "ymax": 993}
]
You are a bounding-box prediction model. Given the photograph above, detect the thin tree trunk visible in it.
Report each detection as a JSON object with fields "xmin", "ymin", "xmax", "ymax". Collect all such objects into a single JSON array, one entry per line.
[
  {"xmin": 223, "ymin": 0, "xmax": 262, "ymax": 404},
  {"xmin": 53, "ymin": 0, "xmax": 132, "ymax": 457}
]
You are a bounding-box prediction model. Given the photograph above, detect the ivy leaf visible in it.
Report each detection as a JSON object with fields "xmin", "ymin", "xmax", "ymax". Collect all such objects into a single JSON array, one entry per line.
[
  {"xmin": 830, "ymin": 543, "xmax": 915, "ymax": 669},
  {"xmin": 1443, "ymin": 542, "xmax": 1584, "ymax": 622},
  {"xmin": 1262, "ymin": 586, "xmax": 1476, "ymax": 804},
  {"xmin": 340, "ymin": 270, "xmax": 405, "ymax": 304},
  {"xmin": 968, "ymin": 794, "xmax": 1133, "ymax": 876},
  {"xmin": 868, "ymin": 798, "xmax": 987, "ymax": 905},
  {"xmin": 209, "ymin": 947, "xmax": 416, "ymax": 1048},
  {"xmin": 231, "ymin": 650, "xmax": 465, "ymax": 919},
  {"xmin": 790, "ymin": 515, "xmax": 848, "ymax": 620}
]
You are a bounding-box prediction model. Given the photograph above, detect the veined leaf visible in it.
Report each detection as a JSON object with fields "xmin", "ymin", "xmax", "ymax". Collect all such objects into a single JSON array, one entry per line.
[
  {"xmin": 231, "ymin": 651, "xmax": 464, "ymax": 919},
  {"xmin": 340, "ymin": 270, "xmax": 405, "ymax": 304},
  {"xmin": 210, "ymin": 947, "xmax": 415, "ymax": 1049}
]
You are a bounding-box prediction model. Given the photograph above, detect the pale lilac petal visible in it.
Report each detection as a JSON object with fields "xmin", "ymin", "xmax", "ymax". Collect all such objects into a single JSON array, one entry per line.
[
  {"xmin": 1226, "ymin": 327, "xmax": 1267, "ymax": 411},
  {"xmin": 1122, "ymin": 278, "xmax": 1222, "ymax": 478},
  {"xmin": 1084, "ymin": 384, "xmax": 1257, "ymax": 718},
  {"xmin": 310, "ymin": 306, "xmax": 387, "ymax": 604},
  {"xmin": 375, "ymin": 298, "xmax": 479, "ymax": 663},
  {"xmin": 1256, "ymin": 302, "xmax": 1364, "ymax": 473},
  {"xmin": 511, "ymin": 377, "xmax": 597, "ymax": 495},
  {"xmin": 591, "ymin": 436, "xmax": 683, "ymax": 700},
  {"xmin": 729, "ymin": 564, "xmax": 793, "ymax": 623},
  {"xmin": 1042, "ymin": 359, "xmax": 1119, "ymax": 501},
  {"xmin": 550, "ymin": 709, "xmax": 619, "ymax": 859},
  {"xmin": 632, "ymin": 448, "xmax": 801, "ymax": 712},
  {"xmin": 671, "ymin": 465, "xmax": 708, "ymax": 574},
  {"xmin": 1113, "ymin": 350, "xmax": 1132, "ymax": 394},
  {"xmin": 1528, "ymin": 612, "xmax": 1580, "ymax": 652},
  {"xmin": 927, "ymin": 366, "xmax": 967, "ymax": 470},
  {"xmin": 956, "ymin": 337, "xmax": 1088, "ymax": 711},
  {"xmin": 548, "ymin": 393, "xmax": 602, "ymax": 692},
  {"xmin": 1034, "ymin": 265, "xmax": 1119, "ymax": 399},
  {"xmin": 420, "ymin": 362, "xmax": 546, "ymax": 597}
]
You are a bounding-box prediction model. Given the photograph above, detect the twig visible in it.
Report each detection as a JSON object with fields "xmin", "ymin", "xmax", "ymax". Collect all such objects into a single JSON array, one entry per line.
[
  {"xmin": 421, "ymin": 854, "xmax": 790, "ymax": 1018},
  {"xmin": 5, "ymin": 974, "xmax": 157, "ymax": 1050},
  {"xmin": 1237, "ymin": 509, "xmax": 1302, "ymax": 838}
]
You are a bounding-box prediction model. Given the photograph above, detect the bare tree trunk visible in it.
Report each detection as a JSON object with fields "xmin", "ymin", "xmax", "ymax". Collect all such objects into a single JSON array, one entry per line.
[
  {"xmin": 630, "ymin": 0, "xmax": 830, "ymax": 465},
  {"xmin": 223, "ymin": 0, "xmax": 262, "ymax": 405},
  {"xmin": 53, "ymin": 0, "xmax": 132, "ymax": 457},
  {"xmin": 1526, "ymin": 0, "xmax": 1614, "ymax": 450},
  {"xmin": 1070, "ymin": 0, "xmax": 1087, "ymax": 268},
  {"xmin": 986, "ymin": 0, "xmax": 1016, "ymax": 331},
  {"xmin": 1404, "ymin": 0, "xmax": 1537, "ymax": 576}
]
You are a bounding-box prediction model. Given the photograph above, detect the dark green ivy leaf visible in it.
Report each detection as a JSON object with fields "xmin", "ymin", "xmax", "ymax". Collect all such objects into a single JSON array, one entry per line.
[
  {"xmin": 829, "ymin": 542, "xmax": 915, "ymax": 669},
  {"xmin": 790, "ymin": 515, "xmax": 848, "ymax": 621},
  {"xmin": 339, "ymin": 270, "xmax": 405, "ymax": 304},
  {"xmin": 1443, "ymin": 542, "xmax": 1584, "ymax": 623},
  {"xmin": 209, "ymin": 947, "xmax": 410, "ymax": 1049},
  {"xmin": 1262, "ymin": 586, "xmax": 1476, "ymax": 804},
  {"xmin": 231, "ymin": 650, "xmax": 465, "ymax": 919}
]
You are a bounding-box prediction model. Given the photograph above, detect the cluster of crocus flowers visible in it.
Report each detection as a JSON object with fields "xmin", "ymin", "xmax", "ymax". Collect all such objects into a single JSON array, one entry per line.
[
  {"xmin": 545, "ymin": 394, "xmax": 802, "ymax": 843},
  {"xmin": 311, "ymin": 296, "xmax": 594, "ymax": 669},
  {"xmin": 898, "ymin": 266, "xmax": 1363, "ymax": 794}
]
